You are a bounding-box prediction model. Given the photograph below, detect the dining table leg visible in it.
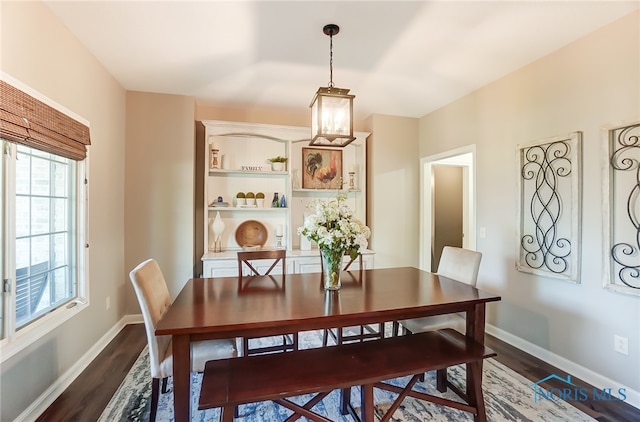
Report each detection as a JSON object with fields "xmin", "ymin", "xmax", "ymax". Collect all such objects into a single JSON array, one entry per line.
[
  {"xmin": 339, "ymin": 387, "xmax": 351, "ymax": 414},
  {"xmin": 173, "ymin": 334, "xmax": 191, "ymax": 422},
  {"xmin": 467, "ymin": 360, "xmax": 487, "ymax": 422},
  {"xmin": 466, "ymin": 303, "xmax": 486, "ymax": 400}
]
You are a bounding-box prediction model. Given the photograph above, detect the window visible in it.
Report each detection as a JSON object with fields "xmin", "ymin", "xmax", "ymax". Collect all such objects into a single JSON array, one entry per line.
[
  {"xmin": 0, "ymin": 76, "xmax": 90, "ymax": 361},
  {"xmin": 1, "ymin": 142, "xmax": 87, "ymax": 355},
  {"xmin": 15, "ymin": 144, "xmax": 78, "ymax": 327}
]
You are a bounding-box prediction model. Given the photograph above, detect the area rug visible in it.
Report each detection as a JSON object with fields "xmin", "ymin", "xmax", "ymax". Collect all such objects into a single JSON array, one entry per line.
[{"xmin": 99, "ymin": 330, "xmax": 595, "ymax": 421}]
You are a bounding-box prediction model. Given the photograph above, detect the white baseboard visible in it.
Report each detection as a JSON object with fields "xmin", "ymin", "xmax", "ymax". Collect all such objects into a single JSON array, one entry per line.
[
  {"xmin": 486, "ymin": 324, "xmax": 640, "ymax": 409},
  {"xmin": 16, "ymin": 315, "xmax": 142, "ymax": 422},
  {"xmin": 124, "ymin": 313, "xmax": 144, "ymax": 325}
]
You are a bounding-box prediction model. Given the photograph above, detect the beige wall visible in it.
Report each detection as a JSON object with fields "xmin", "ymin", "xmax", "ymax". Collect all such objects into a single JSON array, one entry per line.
[
  {"xmin": 196, "ymin": 103, "xmax": 309, "ymax": 128},
  {"xmin": 432, "ymin": 165, "xmax": 464, "ymax": 271},
  {"xmin": 419, "ymin": 11, "xmax": 640, "ymax": 392},
  {"xmin": 367, "ymin": 114, "xmax": 420, "ymax": 268},
  {"xmin": 1, "ymin": 2, "xmax": 126, "ymax": 420},
  {"xmin": 124, "ymin": 92, "xmax": 197, "ymax": 308}
]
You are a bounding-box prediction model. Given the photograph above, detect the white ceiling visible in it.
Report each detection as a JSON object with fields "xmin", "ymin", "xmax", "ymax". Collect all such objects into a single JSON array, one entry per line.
[{"xmin": 44, "ymin": 1, "xmax": 639, "ymax": 120}]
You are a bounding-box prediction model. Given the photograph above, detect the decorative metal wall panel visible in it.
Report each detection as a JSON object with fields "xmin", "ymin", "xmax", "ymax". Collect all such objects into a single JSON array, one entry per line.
[
  {"xmin": 603, "ymin": 121, "xmax": 640, "ymax": 296},
  {"xmin": 516, "ymin": 132, "xmax": 582, "ymax": 282}
]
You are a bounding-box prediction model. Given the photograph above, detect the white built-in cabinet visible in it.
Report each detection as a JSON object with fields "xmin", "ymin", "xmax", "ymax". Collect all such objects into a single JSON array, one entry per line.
[{"xmin": 200, "ymin": 120, "xmax": 372, "ymax": 277}]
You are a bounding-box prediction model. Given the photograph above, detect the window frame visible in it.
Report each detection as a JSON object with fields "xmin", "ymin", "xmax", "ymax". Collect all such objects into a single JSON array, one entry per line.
[
  {"xmin": 0, "ymin": 75, "xmax": 90, "ymax": 363},
  {"xmin": 1, "ymin": 142, "xmax": 89, "ymax": 362}
]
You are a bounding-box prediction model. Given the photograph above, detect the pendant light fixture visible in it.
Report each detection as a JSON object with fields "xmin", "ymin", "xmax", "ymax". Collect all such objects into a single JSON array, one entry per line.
[{"xmin": 309, "ymin": 24, "xmax": 355, "ymax": 147}]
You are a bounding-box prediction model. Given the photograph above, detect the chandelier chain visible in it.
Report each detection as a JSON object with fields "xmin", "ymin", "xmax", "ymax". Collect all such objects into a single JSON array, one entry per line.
[{"xmin": 328, "ymin": 32, "xmax": 334, "ymax": 88}]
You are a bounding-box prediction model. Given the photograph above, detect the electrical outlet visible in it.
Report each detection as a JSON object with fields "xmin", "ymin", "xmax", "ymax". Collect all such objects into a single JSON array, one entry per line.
[
  {"xmin": 106, "ymin": 296, "xmax": 111, "ymax": 310},
  {"xmin": 614, "ymin": 335, "xmax": 628, "ymax": 355}
]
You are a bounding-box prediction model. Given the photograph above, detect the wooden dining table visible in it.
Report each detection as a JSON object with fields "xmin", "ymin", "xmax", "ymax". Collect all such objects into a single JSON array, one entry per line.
[{"xmin": 155, "ymin": 266, "xmax": 501, "ymax": 422}]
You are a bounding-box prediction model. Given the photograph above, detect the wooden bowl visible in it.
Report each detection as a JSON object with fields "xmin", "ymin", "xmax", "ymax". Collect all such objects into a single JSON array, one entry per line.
[{"xmin": 235, "ymin": 220, "xmax": 268, "ymax": 247}]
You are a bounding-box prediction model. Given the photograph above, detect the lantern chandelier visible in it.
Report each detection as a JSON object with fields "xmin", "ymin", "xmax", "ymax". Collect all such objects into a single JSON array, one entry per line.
[{"xmin": 309, "ymin": 24, "xmax": 355, "ymax": 147}]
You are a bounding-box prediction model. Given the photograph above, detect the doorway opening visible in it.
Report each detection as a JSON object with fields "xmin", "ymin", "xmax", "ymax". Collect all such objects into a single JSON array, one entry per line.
[{"xmin": 419, "ymin": 145, "xmax": 476, "ymax": 272}]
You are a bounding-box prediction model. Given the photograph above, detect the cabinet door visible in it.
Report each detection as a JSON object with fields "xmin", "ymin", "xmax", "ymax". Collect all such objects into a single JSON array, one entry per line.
[
  {"xmin": 203, "ymin": 260, "xmax": 238, "ymax": 277},
  {"xmin": 204, "ymin": 258, "xmax": 293, "ymax": 277},
  {"xmin": 295, "ymin": 253, "xmax": 374, "ymax": 274},
  {"xmin": 295, "ymin": 257, "xmax": 323, "ymax": 274},
  {"xmin": 361, "ymin": 254, "xmax": 374, "ymax": 269}
]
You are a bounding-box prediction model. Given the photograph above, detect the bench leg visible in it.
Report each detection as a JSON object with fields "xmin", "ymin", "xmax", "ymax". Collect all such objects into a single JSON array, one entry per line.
[
  {"xmin": 436, "ymin": 368, "xmax": 447, "ymax": 392},
  {"xmin": 361, "ymin": 384, "xmax": 375, "ymax": 422},
  {"xmin": 220, "ymin": 405, "xmax": 235, "ymax": 422}
]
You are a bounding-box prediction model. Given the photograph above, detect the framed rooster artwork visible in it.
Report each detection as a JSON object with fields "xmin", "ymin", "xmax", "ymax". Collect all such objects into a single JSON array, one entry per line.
[{"xmin": 302, "ymin": 147, "xmax": 343, "ymax": 189}]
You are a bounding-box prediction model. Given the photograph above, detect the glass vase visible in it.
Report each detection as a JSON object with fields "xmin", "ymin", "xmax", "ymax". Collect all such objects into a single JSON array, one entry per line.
[{"xmin": 321, "ymin": 247, "xmax": 343, "ymax": 290}]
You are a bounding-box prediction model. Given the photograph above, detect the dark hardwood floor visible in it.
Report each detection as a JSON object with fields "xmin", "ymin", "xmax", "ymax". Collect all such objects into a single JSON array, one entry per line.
[
  {"xmin": 38, "ymin": 323, "xmax": 639, "ymax": 421},
  {"xmin": 36, "ymin": 324, "xmax": 147, "ymax": 422}
]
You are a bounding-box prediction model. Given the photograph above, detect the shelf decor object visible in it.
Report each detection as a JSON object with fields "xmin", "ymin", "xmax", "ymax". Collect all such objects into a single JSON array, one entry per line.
[
  {"xmin": 236, "ymin": 192, "xmax": 246, "ymax": 206},
  {"xmin": 275, "ymin": 224, "xmax": 284, "ymax": 249},
  {"xmin": 602, "ymin": 121, "xmax": 640, "ymax": 296},
  {"xmin": 349, "ymin": 163, "xmax": 359, "ymax": 190},
  {"xmin": 211, "ymin": 211, "xmax": 225, "ymax": 253},
  {"xmin": 302, "ymin": 147, "xmax": 343, "ymax": 189},
  {"xmin": 292, "ymin": 169, "xmax": 301, "ymax": 189},
  {"xmin": 245, "ymin": 192, "xmax": 256, "ymax": 206},
  {"xmin": 309, "ymin": 24, "xmax": 355, "ymax": 148},
  {"xmin": 267, "ymin": 156, "xmax": 288, "ymax": 171},
  {"xmin": 235, "ymin": 220, "xmax": 268, "ymax": 248},
  {"xmin": 516, "ymin": 132, "xmax": 582, "ymax": 282},
  {"xmin": 209, "ymin": 142, "xmax": 220, "ymax": 169}
]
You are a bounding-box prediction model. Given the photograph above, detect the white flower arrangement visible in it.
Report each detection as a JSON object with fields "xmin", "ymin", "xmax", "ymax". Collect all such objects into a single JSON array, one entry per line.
[{"xmin": 298, "ymin": 193, "xmax": 371, "ymax": 259}]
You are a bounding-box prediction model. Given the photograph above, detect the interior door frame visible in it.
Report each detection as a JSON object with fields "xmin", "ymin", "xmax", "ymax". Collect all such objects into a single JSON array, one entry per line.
[{"xmin": 420, "ymin": 145, "xmax": 477, "ymax": 271}]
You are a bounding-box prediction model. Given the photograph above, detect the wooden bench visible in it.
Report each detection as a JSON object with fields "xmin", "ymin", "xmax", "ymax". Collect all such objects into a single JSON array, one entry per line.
[{"xmin": 199, "ymin": 328, "xmax": 496, "ymax": 422}]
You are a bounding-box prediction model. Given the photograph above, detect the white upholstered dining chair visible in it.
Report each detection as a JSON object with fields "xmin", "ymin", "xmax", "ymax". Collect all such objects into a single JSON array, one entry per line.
[
  {"xmin": 129, "ymin": 258, "xmax": 237, "ymax": 422},
  {"xmin": 396, "ymin": 246, "xmax": 482, "ymax": 335},
  {"xmin": 394, "ymin": 246, "xmax": 482, "ymax": 391}
]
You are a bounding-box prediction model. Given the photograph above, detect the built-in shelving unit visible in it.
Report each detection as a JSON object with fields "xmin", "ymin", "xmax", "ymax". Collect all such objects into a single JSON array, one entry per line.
[{"xmin": 200, "ymin": 120, "xmax": 371, "ymax": 277}]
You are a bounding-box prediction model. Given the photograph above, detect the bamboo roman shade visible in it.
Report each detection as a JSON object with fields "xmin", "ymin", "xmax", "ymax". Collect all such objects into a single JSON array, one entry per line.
[{"xmin": 0, "ymin": 80, "xmax": 91, "ymax": 160}]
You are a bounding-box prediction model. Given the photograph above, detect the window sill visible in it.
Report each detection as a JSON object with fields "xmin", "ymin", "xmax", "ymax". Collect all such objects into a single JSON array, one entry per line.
[{"xmin": 0, "ymin": 299, "xmax": 88, "ymax": 364}]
